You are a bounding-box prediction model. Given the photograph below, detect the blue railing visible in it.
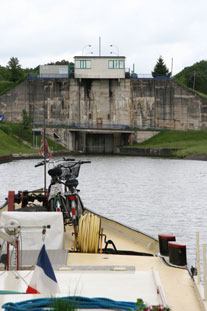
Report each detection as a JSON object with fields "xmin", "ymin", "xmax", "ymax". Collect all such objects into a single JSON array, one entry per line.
[
  {"xmin": 130, "ymin": 73, "xmax": 171, "ymax": 79},
  {"xmin": 32, "ymin": 121, "xmax": 131, "ymax": 130},
  {"xmin": 28, "ymin": 74, "xmax": 69, "ymax": 79},
  {"xmin": 72, "ymin": 123, "xmax": 130, "ymax": 130}
]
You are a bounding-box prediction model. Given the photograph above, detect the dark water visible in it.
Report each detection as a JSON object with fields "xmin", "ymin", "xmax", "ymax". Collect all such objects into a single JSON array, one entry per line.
[{"xmin": 1, "ymin": 155, "xmax": 207, "ymax": 268}]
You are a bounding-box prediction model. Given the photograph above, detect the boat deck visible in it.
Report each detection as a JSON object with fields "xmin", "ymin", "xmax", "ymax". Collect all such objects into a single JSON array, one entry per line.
[
  {"xmin": 65, "ymin": 217, "xmax": 202, "ymax": 311},
  {"xmin": 67, "ymin": 254, "xmax": 201, "ymax": 311},
  {"xmin": 0, "ymin": 208, "xmax": 204, "ymax": 311}
]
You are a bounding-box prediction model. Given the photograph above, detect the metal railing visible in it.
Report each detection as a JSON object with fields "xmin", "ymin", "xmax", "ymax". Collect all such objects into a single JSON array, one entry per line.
[
  {"xmin": 28, "ymin": 71, "xmax": 171, "ymax": 80},
  {"xmin": 32, "ymin": 121, "xmax": 131, "ymax": 130},
  {"xmin": 130, "ymin": 73, "xmax": 171, "ymax": 79},
  {"xmin": 72, "ymin": 122, "xmax": 130, "ymax": 130},
  {"xmin": 28, "ymin": 74, "xmax": 69, "ymax": 79}
]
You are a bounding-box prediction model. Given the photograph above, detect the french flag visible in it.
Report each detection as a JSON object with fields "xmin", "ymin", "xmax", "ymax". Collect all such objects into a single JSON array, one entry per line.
[{"xmin": 26, "ymin": 244, "xmax": 60, "ymax": 294}]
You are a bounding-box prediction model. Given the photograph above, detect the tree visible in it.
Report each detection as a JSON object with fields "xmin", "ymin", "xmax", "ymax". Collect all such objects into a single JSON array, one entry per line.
[
  {"xmin": 0, "ymin": 65, "xmax": 10, "ymax": 81},
  {"xmin": 7, "ymin": 57, "xmax": 24, "ymax": 82},
  {"xmin": 152, "ymin": 56, "xmax": 170, "ymax": 77},
  {"xmin": 174, "ymin": 60, "xmax": 207, "ymax": 94},
  {"xmin": 47, "ymin": 60, "xmax": 74, "ymax": 66},
  {"xmin": 22, "ymin": 109, "xmax": 32, "ymax": 129},
  {"xmin": 186, "ymin": 71, "xmax": 207, "ymax": 93}
]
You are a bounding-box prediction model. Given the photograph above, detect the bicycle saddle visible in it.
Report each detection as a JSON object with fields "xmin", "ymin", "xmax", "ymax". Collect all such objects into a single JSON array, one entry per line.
[
  {"xmin": 65, "ymin": 178, "xmax": 79, "ymax": 188},
  {"xmin": 48, "ymin": 167, "xmax": 62, "ymax": 177}
]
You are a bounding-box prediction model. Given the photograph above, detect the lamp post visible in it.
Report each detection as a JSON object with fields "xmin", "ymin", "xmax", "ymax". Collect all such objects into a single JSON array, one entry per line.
[
  {"xmin": 110, "ymin": 44, "xmax": 119, "ymax": 56},
  {"xmin": 82, "ymin": 45, "xmax": 92, "ymax": 56}
]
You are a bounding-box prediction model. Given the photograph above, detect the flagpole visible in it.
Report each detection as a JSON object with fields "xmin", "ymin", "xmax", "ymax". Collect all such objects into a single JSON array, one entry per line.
[
  {"xmin": 43, "ymin": 87, "xmax": 47, "ymax": 194},
  {"xmin": 44, "ymin": 126, "xmax": 46, "ymax": 194}
]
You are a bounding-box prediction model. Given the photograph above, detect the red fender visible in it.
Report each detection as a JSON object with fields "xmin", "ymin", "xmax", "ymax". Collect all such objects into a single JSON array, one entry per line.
[{"xmin": 8, "ymin": 191, "xmax": 15, "ymax": 211}]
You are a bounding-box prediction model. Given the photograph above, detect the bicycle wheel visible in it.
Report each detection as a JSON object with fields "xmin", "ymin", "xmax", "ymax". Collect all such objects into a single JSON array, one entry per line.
[
  {"xmin": 77, "ymin": 194, "xmax": 84, "ymax": 216},
  {"xmin": 65, "ymin": 196, "xmax": 79, "ymax": 226},
  {"xmin": 59, "ymin": 196, "xmax": 70, "ymax": 222},
  {"xmin": 65, "ymin": 197, "xmax": 73, "ymax": 221}
]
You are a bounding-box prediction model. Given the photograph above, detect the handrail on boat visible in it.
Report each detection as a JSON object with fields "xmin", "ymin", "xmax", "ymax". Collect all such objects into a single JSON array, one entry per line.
[{"xmin": 152, "ymin": 269, "xmax": 168, "ymax": 307}]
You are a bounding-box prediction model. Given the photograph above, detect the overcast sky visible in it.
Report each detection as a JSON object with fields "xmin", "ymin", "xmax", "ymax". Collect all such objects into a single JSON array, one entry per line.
[{"xmin": 1, "ymin": 0, "xmax": 207, "ymax": 75}]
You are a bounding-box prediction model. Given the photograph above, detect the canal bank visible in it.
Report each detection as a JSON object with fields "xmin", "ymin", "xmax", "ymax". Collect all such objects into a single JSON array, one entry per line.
[
  {"xmin": 119, "ymin": 147, "xmax": 207, "ymax": 160},
  {"xmin": 1, "ymin": 147, "xmax": 207, "ymax": 164},
  {"xmin": 0, "ymin": 151, "xmax": 70, "ymax": 163},
  {"xmin": 119, "ymin": 147, "xmax": 179, "ymax": 157}
]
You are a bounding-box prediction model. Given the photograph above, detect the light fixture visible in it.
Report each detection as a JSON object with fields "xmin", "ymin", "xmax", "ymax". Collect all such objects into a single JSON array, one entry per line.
[{"xmin": 82, "ymin": 45, "xmax": 92, "ymax": 56}]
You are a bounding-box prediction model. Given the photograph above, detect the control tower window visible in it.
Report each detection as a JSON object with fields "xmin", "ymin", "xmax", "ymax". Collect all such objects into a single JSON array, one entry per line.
[
  {"xmin": 75, "ymin": 60, "xmax": 91, "ymax": 69},
  {"xmin": 108, "ymin": 60, "xmax": 124, "ymax": 69}
]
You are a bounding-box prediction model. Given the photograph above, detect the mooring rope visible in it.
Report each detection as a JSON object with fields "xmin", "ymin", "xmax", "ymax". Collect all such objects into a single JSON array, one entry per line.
[
  {"xmin": 2, "ymin": 296, "xmax": 137, "ymax": 311},
  {"xmin": 78, "ymin": 213, "xmax": 100, "ymax": 253}
]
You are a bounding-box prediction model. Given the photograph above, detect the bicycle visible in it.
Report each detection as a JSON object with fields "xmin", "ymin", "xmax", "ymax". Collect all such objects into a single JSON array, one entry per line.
[
  {"xmin": 35, "ymin": 157, "xmax": 91, "ymax": 231},
  {"xmin": 60, "ymin": 160, "xmax": 91, "ymax": 227},
  {"xmin": 35, "ymin": 157, "xmax": 73, "ymax": 225}
]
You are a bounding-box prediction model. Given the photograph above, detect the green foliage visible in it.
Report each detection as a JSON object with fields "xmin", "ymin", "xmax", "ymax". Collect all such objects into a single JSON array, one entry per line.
[
  {"xmin": 174, "ymin": 60, "xmax": 207, "ymax": 95},
  {"xmin": 7, "ymin": 57, "xmax": 24, "ymax": 82},
  {"xmin": 0, "ymin": 122, "xmax": 65, "ymax": 156},
  {"xmin": 0, "ymin": 66, "xmax": 10, "ymax": 81},
  {"xmin": 0, "ymin": 57, "xmax": 26, "ymax": 94},
  {"xmin": 0, "ymin": 80, "xmax": 13, "ymax": 89},
  {"xmin": 136, "ymin": 130, "xmax": 207, "ymax": 147},
  {"xmin": 131, "ymin": 130, "xmax": 207, "ymax": 158},
  {"xmin": 22, "ymin": 109, "xmax": 32, "ymax": 129},
  {"xmin": 0, "ymin": 57, "xmax": 74, "ymax": 94},
  {"xmin": 0, "ymin": 128, "xmax": 37, "ymax": 156},
  {"xmin": 136, "ymin": 298, "xmax": 170, "ymax": 310},
  {"xmin": 47, "ymin": 59, "xmax": 74, "ymax": 66},
  {"xmin": 0, "ymin": 81, "xmax": 16, "ymax": 95},
  {"xmin": 51, "ymin": 298, "xmax": 76, "ymax": 311},
  {"xmin": 152, "ymin": 56, "xmax": 169, "ymax": 77},
  {"xmin": 0, "ymin": 124, "xmax": 12, "ymax": 135}
]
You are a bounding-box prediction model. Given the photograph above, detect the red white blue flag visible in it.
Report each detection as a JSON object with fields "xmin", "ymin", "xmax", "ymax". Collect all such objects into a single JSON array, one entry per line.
[
  {"xmin": 39, "ymin": 137, "xmax": 53, "ymax": 159},
  {"xmin": 26, "ymin": 244, "xmax": 60, "ymax": 294}
]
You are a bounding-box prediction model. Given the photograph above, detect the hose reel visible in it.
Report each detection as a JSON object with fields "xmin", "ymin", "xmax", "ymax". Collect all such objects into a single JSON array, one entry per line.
[{"xmin": 77, "ymin": 213, "xmax": 101, "ymax": 253}]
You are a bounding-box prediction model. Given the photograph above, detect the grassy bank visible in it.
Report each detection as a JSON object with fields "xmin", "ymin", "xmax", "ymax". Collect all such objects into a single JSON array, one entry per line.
[
  {"xmin": 1, "ymin": 124, "xmax": 207, "ymax": 158},
  {"xmin": 131, "ymin": 130, "xmax": 207, "ymax": 158},
  {"xmin": 0, "ymin": 123, "xmax": 65, "ymax": 157},
  {"xmin": 0, "ymin": 80, "xmax": 21, "ymax": 96},
  {"xmin": 0, "ymin": 129, "xmax": 37, "ymax": 156}
]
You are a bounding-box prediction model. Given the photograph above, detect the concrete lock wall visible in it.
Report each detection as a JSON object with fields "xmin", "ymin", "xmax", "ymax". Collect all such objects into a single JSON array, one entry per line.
[
  {"xmin": 130, "ymin": 79, "xmax": 206, "ymax": 130},
  {"xmin": 1, "ymin": 77, "xmax": 207, "ymax": 153}
]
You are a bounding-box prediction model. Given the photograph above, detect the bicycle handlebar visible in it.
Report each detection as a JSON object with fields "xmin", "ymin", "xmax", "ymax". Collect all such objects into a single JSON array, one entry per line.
[
  {"xmin": 35, "ymin": 157, "xmax": 75, "ymax": 168},
  {"xmin": 79, "ymin": 160, "xmax": 91, "ymax": 164},
  {"xmin": 63, "ymin": 157, "xmax": 75, "ymax": 161},
  {"xmin": 35, "ymin": 160, "xmax": 48, "ymax": 167},
  {"xmin": 60, "ymin": 160, "xmax": 91, "ymax": 168}
]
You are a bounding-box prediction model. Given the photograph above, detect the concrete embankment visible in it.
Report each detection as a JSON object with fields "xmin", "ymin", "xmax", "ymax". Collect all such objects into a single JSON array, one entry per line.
[
  {"xmin": 119, "ymin": 147, "xmax": 179, "ymax": 157},
  {"xmin": 0, "ymin": 155, "xmax": 13, "ymax": 163},
  {"xmin": 0, "ymin": 154, "xmax": 42, "ymax": 163},
  {"xmin": 1, "ymin": 149, "xmax": 207, "ymax": 162},
  {"xmin": 119, "ymin": 147, "xmax": 207, "ymax": 160},
  {"xmin": 0, "ymin": 150, "xmax": 70, "ymax": 163}
]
